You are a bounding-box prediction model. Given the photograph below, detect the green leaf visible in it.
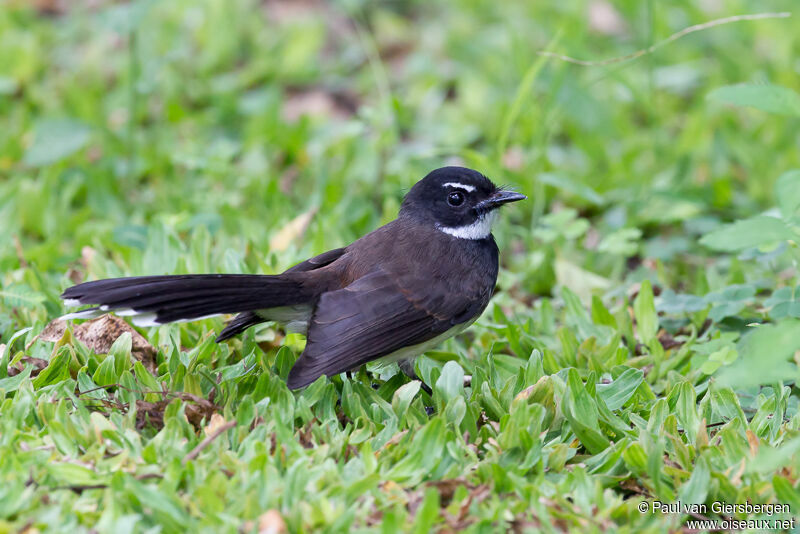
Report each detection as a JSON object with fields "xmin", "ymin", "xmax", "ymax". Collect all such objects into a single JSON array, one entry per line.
[
  {"xmin": 699, "ymin": 216, "xmax": 795, "ymax": 252},
  {"xmin": 524, "ymin": 349, "xmax": 544, "ymax": 385},
  {"xmin": 77, "ymin": 371, "xmax": 106, "ymax": 400},
  {"xmin": 598, "ymin": 228, "xmax": 642, "ymax": 256},
  {"xmin": 0, "ymin": 285, "xmax": 46, "ymax": 308},
  {"xmin": 747, "ymin": 437, "xmax": 800, "ymax": 475},
  {"xmin": 32, "ymin": 347, "xmax": 72, "ymax": 388},
  {"xmin": 677, "ymin": 455, "xmax": 710, "ymax": 505},
  {"xmin": 23, "ymin": 118, "xmax": 91, "ymax": 166},
  {"xmin": 480, "ymin": 381, "xmax": 506, "ymax": 421},
  {"xmin": 412, "ymin": 487, "xmax": 440, "ymax": 534},
  {"xmin": 658, "ymin": 290, "xmax": 706, "ymax": 314},
  {"xmin": 717, "ymin": 320, "xmax": 800, "ymax": 387},
  {"xmin": 143, "ymin": 225, "xmax": 180, "ymax": 276},
  {"xmin": 622, "ymin": 442, "xmax": 648, "ymax": 473},
  {"xmin": 537, "ymin": 172, "xmax": 604, "ymax": 205},
  {"xmin": 434, "ymin": 361, "xmax": 464, "ymax": 408},
  {"xmin": 708, "ymin": 84, "xmax": 800, "ymax": 117},
  {"xmin": 392, "ymin": 380, "xmax": 421, "ymax": 423},
  {"xmin": 133, "ymin": 361, "xmax": 161, "ymax": 393},
  {"xmin": 236, "ymin": 396, "xmax": 256, "ymax": 427},
  {"xmin": 0, "ymin": 366, "xmax": 32, "ymax": 393},
  {"xmin": 443, "ymin": 395, "xmax": 466, "ymax": 428},
  {"xmin": 633, "ymin": 280, "xmax": 657, "ymax": 343},
  {"xmin": 773, "ymin": 476, "xmax": 800, "ymax": 511},
  {"xmin": 700, "ymin": 345, "xmax": 738, "ymax": 375},
  {"xmin": 596, "ymin": 368, "xmax": 643, "ymax": 411},
  {"xmin": 274, "ymin": 346, "xmax": 295, "ymax": 380},
  {"xmin": 591, "ymin": 296, "xmax": 617, "ymax": 329},
  {"xmin": 709, "ymin": 385, "xmax": 746, "ymax": 423},
  {"xmin": 93, "ymin": 354, "xmax": 119, "ymax": 387},
  {"xmin": 672, "ymin": 382, "xmax": 700, "ymax": 443},
  {"xmin": 704, "ymin": 284, "xmax": 756, "ymax": 322},
  {"xmin": 562, "ymin": 287, "xmax": 611, "ymax": 343},
  {"xmin": 705, "ymin": 284, "xmax": 756, "ymax": 303},
  {"xmin": 535, "ymin": 209, "xmax": 589, "ymax": 242},
  {"xmin": 562, "ymin": 369, "xmax": 610, "ymax": 454},
  {"xmin": 46, "ymin": 463, "xmax": 105, "ymax": 486},
  {"xmin": 765, "ymin": 286, "xmax": 800, "ymax": 319},
  {"xmin": 109, "ymin": 332, "xmax": 133, "ymax": 377},
  {"xmin": 775, "ymin": 170, "xmax": 800, "ymax": 218},
  {"xmin": 0, "ymin": 326, "xmax": 32, "ymax": 379},
  {"xmin": 126, "ymin": 478, "xmax": 190, "ymax": 528}
]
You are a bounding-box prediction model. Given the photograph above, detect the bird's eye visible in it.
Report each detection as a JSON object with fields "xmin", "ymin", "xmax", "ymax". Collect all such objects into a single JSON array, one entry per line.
[{"xmin": 447, "ymin": 191, "xmax": 465, "ymax": 207}]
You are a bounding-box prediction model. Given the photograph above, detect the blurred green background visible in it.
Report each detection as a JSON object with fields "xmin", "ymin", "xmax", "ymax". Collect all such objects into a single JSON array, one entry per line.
[
  {"xmin": 2, "ymin": 0, "xmax": 800, "ymax": 532},
  {"xmin": 2, "ymin": 0, "xmax": 798, "ymax": 293}
]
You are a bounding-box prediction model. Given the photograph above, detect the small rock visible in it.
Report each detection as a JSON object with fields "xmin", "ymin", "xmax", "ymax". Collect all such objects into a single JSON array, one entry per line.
[{"xmin": 39, "ymin": 315, "xmax": 157, "ymax": 372}]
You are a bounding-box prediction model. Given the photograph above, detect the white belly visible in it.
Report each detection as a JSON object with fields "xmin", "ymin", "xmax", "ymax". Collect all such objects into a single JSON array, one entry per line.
[
  {"xmin": 256, "ymin": 304, "xmax": 313, "ymax": 334},
  {"xmin": 378, "ymin": 321, "xmax": 471, "ymax": 365}
]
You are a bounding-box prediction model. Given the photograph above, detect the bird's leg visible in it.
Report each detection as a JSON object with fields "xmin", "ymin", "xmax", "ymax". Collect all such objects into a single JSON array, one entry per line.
[{"xmin": 399, "ymin": 359, "xmax": 432, "ymax": 396}]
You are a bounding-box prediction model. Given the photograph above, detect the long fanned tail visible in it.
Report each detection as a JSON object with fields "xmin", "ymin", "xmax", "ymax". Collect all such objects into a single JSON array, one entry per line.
[{"xmin": 61, "ymin": 274, "xmax": 310, "ymax": 328}]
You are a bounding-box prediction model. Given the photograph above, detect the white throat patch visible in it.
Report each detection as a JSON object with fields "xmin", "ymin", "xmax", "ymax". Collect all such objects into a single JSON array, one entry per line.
[{"xmin": 436, "ymin": 211, "xmax": 497, "ymax": 240}]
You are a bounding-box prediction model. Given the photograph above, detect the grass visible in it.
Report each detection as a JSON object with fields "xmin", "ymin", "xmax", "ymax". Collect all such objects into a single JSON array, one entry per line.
[{"xmin": 2, "ymin": 0, "xmax": 800, "ymax": 531}]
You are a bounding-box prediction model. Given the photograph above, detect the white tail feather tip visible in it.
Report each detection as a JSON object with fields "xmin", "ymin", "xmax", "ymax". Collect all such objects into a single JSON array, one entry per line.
[
  {"xmin": 60, "ymin": 309, "xmax": 103, "ymax": 321},
  {"xmin": 131, "ymin": 314, "xmax": 161, "ymax": 327}
]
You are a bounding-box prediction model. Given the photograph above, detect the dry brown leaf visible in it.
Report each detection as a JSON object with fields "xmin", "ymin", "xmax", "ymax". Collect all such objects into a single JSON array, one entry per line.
[
  {"xmin": 269, "ymin": 207, "xmax": 318, "ymax": 252},
  {"xmin": 66, "ymin": 268, "xmax": 83, "ymax": 285},
  {"xmin": 12, "ymin": 357, "xmax": 49, "ymax": 377},
  {"xmin": 502, "ymin": 147, "xmax": 524, "ymax": 171},
  {"xmin": 204, "ymin": 413, "xmax": 228, "ymax": 437},
  {"xmin": 283, "ymin": 90, "xmax": 335, "ymax": 121},
  {"xmin": 258, "ymin": 510, "xmax": 287, "ymax": 534},
  {"xmin": 428, "ymin": 478, "xmax": 467, "ymax": 507},
  {"xmin": 281, "ymin": 88, "xmax": 358, "ymax": 122},
  {"xmin": 135, "ymin": 394, "xmax": 219, "ymax": 431},
  {"xmin": 278, "ymin": 166, "xmax": 299, "ymax": 194},
  {"xmin": 514, "ymin": 375, "xmax": 551, "ymax": 402},
  {"xmin": 13, "ymin": 235, "xmax": 27, "ymax": 268},
  {"xmin": 39, "ymin": 315, "xmax": 156, "ymax": 372},
  {"xmin": 80, "ymin": 246, "xmax": 97, "ymax": 270},
  {"xmin": 379, "ymin": 430, "xmax": 408, "ymax": 453},
  {"xmin": 454, "ymin": 483, "xmax": 491, "ymax": 528},
  {"xmin": 588, "ymin": 0, "xmax": 628, "ymax": 36},
  {"xmin": 746, "ymin": 429, "xmax": 759, "ymax": 456},
  {"xmin": 728, "ymin": 458, "xmax": 746, "ymax": 486},
  {"xmin": 695, "ymin": 418, "xmax": 709, "ymax": 449}
]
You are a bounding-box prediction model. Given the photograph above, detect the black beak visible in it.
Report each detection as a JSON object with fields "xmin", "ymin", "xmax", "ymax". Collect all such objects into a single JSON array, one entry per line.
[{"xmin": 478, "ymin": 189, "xmax": 527, "ymax": 210}]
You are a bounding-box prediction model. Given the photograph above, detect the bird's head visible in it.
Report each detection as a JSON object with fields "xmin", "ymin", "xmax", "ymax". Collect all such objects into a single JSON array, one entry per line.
[{"xmin": 400, "ymin": 166, "xmax": 526, "ymax": 239}]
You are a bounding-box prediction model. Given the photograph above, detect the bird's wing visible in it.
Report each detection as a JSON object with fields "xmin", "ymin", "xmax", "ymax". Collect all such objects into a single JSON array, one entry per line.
[
  {"xmin": 283, "ymin": 247, "xmax": 347, "ymax": 273},
  {"xmin": 286, "ymin": 268, "xmax": 490, "ymax": 388}
]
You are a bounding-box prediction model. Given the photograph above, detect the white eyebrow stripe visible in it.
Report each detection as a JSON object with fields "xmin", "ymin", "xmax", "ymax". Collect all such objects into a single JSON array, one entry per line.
[{"xmin": 442, "ymin": 182, "xmax": 476, "ymax": 192}]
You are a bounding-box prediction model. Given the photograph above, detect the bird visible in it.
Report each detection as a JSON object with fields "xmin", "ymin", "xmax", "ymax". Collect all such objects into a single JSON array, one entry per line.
[{"xmin": 61, "ymin": 166, "xmax": 525, "ymax": 389}]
